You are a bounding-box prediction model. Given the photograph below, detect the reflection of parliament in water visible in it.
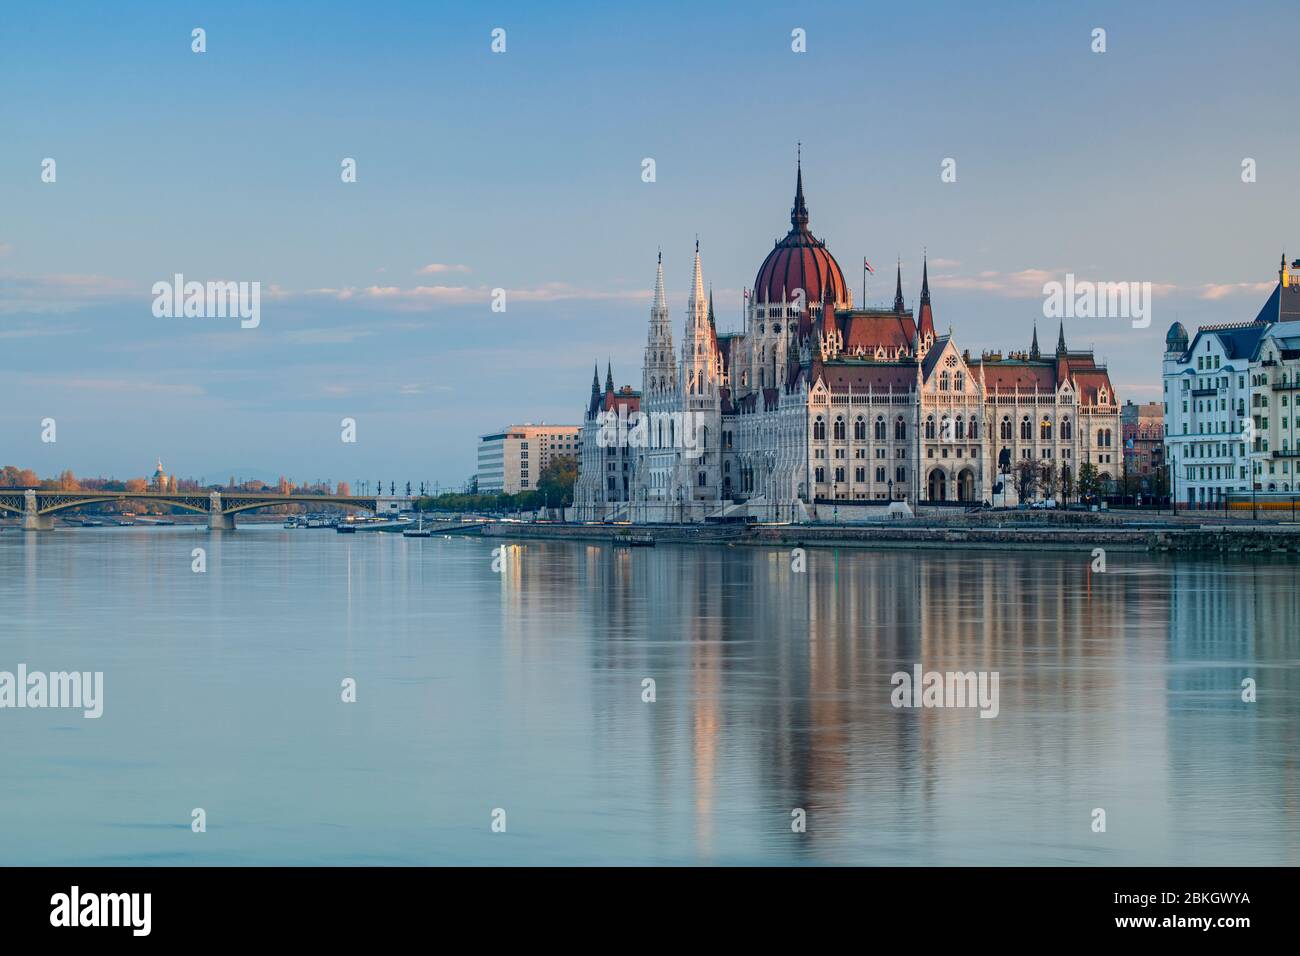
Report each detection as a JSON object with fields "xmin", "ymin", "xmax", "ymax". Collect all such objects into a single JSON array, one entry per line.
[{"xmin": 497, "ymin": 544, "xmax": 1299, "ymax": 858}]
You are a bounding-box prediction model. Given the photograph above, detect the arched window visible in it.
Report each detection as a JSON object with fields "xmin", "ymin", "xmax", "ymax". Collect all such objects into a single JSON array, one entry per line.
[
  {"xmin": 1020, "ymin": 416, "xmax": 1032, "ymax": 440},
  {"xmin": 956, "ymin": 417, "xmax": 966, "ymax": 440},
  {"xmin": 925, "ymin": 416, "xmax": 936, "ymax": 440},
  {"xmin": 1040, "ymin": 417, "xmax": 1053, "ymax": 441},
  {"xmin": 873, "ymin": 416, "xmax": 885, "ymax": 441},
  {"xmin": 813, "ymin": 418, "xmax": 826, "ymax": 441},
  {"xmin": 833, "ymin": 417, "xmax": 846, "ymax": 440},
  {"xmin": 855, "ymin": 416, "xmax": 867, "ymax": 441},
  {"xmin": 940, "ymin": 371, "xmax": 950, "ymax": 391},
  {"xmin": 969, "ymin": 417, "xmax": 980, "ymax": 440},
  {"xmin": 1061, "ymin": 417, "xmax": 1072, "ymax": 440},
  {"xmin": 1000, "ymin": 416, "xmax": 1012, "ymax": 440},
  {"xmin": 895, "ymin": 417, "xmax": 907, "ymax": 440},
  {"xmin": 954, "ymin": 372, "xmax": 964, "ymax": 391}
]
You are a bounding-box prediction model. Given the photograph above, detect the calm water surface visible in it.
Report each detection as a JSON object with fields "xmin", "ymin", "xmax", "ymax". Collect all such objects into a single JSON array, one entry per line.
[{"xmin": 1, "ymin": 526, "xmax": 1297, "ymax": 865}]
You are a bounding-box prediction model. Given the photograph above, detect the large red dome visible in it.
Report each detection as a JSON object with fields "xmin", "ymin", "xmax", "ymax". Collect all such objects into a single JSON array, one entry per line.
[{"xmin": 753, "ymin": 165, "xmax": 850, "ymax": 307}]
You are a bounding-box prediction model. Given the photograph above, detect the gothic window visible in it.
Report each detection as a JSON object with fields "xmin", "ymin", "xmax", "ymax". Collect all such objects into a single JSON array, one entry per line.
[
  {"xmin": 925, "ymin": 416, "xmax": 936, "ymax": 440},
  {"xmin": 956, "ymin": 418, "xmax": 966, "ymax": 440},
  {"xmin": 1061, "ymin": 417, "xmax": 1072, "ymax": 440},
  {"xmin": 1000, "ymin": 416, "xmax": 1012, "ymax": 440},
  {"xmin": 813, "ymin": 418, "xmax": 826, "ymax": 440},
  {"xmin": 969, "ymin": 417, "xmax": 979, "ymax": 440},
  {"xmin": 1040, "ymin": 418, "xmax": 1053, "ymax": 441},
  {"xmin": 895, "ymin": 417, "xmax": 907, "ymax": 440},
  {"xmin": 954, "ymin": 372, "xmax": 964, "ymax": 391},
  {"xmin": 834, "ymin": 417, "xmax": 846, "ymax": 440},
  {"xmin": 1020, "ymin": 416, "xmax": 1032, "ymax": 440},
  {"xmin": 940, "ymin": 372, "xmax": 950, "ymax": 391},
  {"xmin": 873, "ymin": 416, "xmax": 885, "ymax": 441}
]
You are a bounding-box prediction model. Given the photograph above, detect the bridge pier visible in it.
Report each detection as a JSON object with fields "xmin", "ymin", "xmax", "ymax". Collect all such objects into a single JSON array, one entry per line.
[
  {"xmin": 22, "ymin": 490, "xmax": 54, "ymax": 530},
  {"xmin": 207, "ymin": 491, "xmax": 235, "ymax": 530}
]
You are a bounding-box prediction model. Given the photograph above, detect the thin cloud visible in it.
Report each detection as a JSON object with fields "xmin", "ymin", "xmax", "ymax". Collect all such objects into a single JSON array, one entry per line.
[
  {"xmin": 1199, "ymin": 281, "xmax": 1275, "ymax": 301},
  {"xmin": 23, "ymin": 375, "xmax": 204, "ymax": 396},
  {"xmin": 302, "ymin": 282, "xmax": 649, "ymax": 311},
  {"xmin": 934, "ymin": 268, "xmax": 1177, "ymax": 298},
  {"xmin": 0, "ymin": 272, "xmax": 139, "ymax": 312},
  {"xmin": 416, "ymin": 263, "xmax": 471, "ymax": 275}
]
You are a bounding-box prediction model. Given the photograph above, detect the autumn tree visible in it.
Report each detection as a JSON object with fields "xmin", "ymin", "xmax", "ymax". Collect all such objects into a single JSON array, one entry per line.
[{"xmin": 537, "ymin": 454, "xmax": 579, "ymax": 507}]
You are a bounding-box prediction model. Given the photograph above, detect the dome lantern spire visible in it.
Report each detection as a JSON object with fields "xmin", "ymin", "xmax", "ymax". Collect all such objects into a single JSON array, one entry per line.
[{"xmin": 791, "ymin": 143, "xmax": 809, "ymax": 229}]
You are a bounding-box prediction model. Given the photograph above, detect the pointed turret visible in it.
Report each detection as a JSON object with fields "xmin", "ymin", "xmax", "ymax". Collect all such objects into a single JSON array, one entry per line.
[
  {"xmin": 688, "ymin": 239, "xmax": 705, "ymax": 313},
  {"xmin": 588, "ymin": 362, "xmax": 602, "ymax": 417},
  {"xmin": 605, "ymin": 361, "xmax": 614, "ymax": 393},
  {"xmin": 1056, "ymin": 319, "xmax": 1067, "ymax": 356},
  {"xmin": 681, "ymin": 239, "xmax": 717, "ymax": 397},
  {"xmin": 643, "ymin": 249, "xmax": 675, "ymax": 396},
  {"xmin": 916, "ymin": 254, "xmax": 935, "ymax": 340},
  {"xmin": 1030, "ymin": 324, "xmax": 1041, "ymax": 360},
  {"xmin": 893, "ymin": 260, "xmax": 905, "ymax": 313},
  {"xmin": 653, "ymin": 248, "xmax": 666, "ymax": 311},
  {"xmin": 819, "ymin": 283, "xmax": 839, "ymax": 359}
]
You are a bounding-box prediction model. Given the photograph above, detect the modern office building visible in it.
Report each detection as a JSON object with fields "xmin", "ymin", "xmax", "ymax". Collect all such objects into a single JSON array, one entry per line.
[{"xmin": 477, "ymin": 424, "xmax": 580, "ymax": 494}]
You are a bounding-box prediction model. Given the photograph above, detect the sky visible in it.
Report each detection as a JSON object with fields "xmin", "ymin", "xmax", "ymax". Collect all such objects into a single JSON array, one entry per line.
[{"xmin": 2, "ymin": 0, "xmax": 1297, "ymax": 488}]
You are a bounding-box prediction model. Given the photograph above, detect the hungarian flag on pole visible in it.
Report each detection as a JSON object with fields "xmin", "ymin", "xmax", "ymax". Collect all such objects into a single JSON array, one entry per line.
[{"xmin": 864, "ymin": 259, "xmax": 875, "ymax": 273}]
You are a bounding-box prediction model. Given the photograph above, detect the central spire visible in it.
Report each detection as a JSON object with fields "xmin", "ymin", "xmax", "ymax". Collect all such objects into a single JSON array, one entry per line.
[
  {"xmin": 893, "ymin": 259, "xmax": 905, "ymax": 312},
  {"xmin": 790, "ymin": 144, "xmax": 809, "ymax": 230}
]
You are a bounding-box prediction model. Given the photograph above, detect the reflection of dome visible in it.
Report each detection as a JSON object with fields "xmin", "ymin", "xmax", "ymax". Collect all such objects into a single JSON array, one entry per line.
[
  {"xmin": 752, "ymin": 162, "xmax": 850, "ymax": 307},
  {"xmin": 1165, "ymin": 321, "xmax": 1188, "ymax": 352}
]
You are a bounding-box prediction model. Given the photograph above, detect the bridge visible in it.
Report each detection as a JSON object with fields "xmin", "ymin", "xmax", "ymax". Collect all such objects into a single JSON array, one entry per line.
[{"xmin": 0, "ymin": 489, "xmax": 413, "ymax": 530}]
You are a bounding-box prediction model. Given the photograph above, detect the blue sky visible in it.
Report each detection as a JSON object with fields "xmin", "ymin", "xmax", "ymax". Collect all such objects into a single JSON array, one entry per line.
[{"xmin": 2, "ymin": 0, "xmax": 1297, "ymax": 486}]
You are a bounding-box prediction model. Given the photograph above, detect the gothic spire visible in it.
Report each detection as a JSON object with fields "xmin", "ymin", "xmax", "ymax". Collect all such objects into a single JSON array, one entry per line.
[
  {"xmin": 688, "ymin": 239, "xmax": 705, "ymax": 314},
  {"xmin": 916, "ymin": 253, "xmax": 936, "ymax": 339},
  {"xmin": 790, "ymin": 145, "xmax": 809, "ymax": 229},
  {"xmin": 591, "ymin": 363, "xmax": 600, "ymax": 393},
  {"xmin": 893, "ymin": 259, "xmax": 905, "ymax": 312},
  {"xmin": 605, "ymin": 361, "xmax": 614, "ymax": 392},
  {"xmin": 1030, "ymin": 324, "xmax": 1041, "ymax": 360},
  {"xmin": 653, "ymin": 248, "xmax": 667, "ymax": 313},
  {"xmin": 1056, "ymin": 319, "xmax": 1067, "ymax": 355}
]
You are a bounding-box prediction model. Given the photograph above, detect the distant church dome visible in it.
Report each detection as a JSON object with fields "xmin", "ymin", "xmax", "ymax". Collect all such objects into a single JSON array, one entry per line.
[
  {"xmin": 753, "ymin": 160, "xmax": 850, "ymax": 308},
  {"xmin": 1165, "ymin": 321, "xmax": 1188, "ymax": 353}
]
